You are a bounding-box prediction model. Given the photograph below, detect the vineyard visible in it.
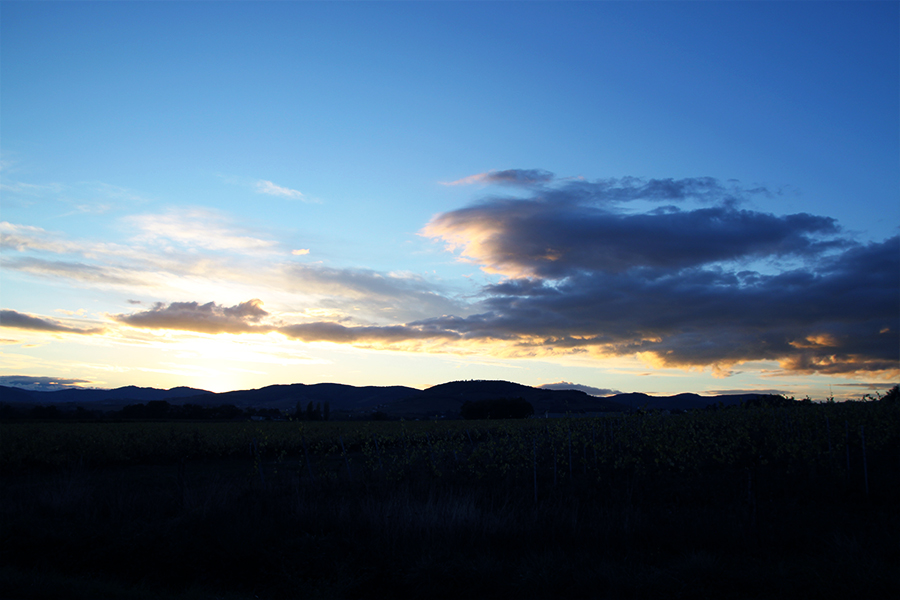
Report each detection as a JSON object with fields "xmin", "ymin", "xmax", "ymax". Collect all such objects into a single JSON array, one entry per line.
[
  {"xmin": 2, "ymin": 400, "xmax": 899, "ymax": 599},
  {"xmin": 3, "ymin": 401, "xmax": 898, "ymax": 485}
]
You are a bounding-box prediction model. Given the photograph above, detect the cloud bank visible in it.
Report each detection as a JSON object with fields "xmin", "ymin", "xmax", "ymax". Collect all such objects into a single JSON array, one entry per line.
[
  {"xmin": 236, "ymin": 173, "xmax": 894, "ymax": 378},
  {"xmin": 5, "ymin": 171, "xmax": 898, "ymax": 380}
]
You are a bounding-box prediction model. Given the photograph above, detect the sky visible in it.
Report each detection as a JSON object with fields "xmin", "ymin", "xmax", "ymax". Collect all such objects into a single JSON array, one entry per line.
[{"xmin": 1, "ymin": 1, "xmax": 898, "ymax": 399}]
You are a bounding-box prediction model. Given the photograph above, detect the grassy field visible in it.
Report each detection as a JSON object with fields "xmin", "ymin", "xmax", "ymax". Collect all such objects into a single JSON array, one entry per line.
[{"xmin": 2, "ymin": 401, "xmax": 899, "ymax": 599}]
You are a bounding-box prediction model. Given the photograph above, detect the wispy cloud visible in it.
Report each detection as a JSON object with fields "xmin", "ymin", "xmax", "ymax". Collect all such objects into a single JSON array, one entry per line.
[
  {"xmin": 279, "ymin": 321, "xmax": 459, "ymax": 345},
  {"xmin": 440, "ymin": 169, "xmax": 555, "ymax": 187},
  {"xmin": 1, "ymin": 213, "xmax": 464, "ymax": 326},
  {"xmin": 0, "ymin": 222, "xmax": 121, "ymax": 255},
  {"xmin": 125, "ymin": 208, "xmax": 278, "ymax": 253},
  {"xmin": 0, "ymin": 178, "xmax": 151, "ymax": 215},
  {"xmin": 255, "ymin": 180, "xmax": 306, "ymax": 200},
  {"xmin": 0, "ymin": 181, "xmax": 66, "ymax": 195},
  {"xmin": 0, "ymin": 375, "xmax": 95, "ymax": 391},
  {"xmin": 537, "ymin": 381, "xmax": 622, "ymax": 396}
]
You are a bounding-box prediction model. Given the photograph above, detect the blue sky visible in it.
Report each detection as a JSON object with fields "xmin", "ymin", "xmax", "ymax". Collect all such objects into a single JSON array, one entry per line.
[{"xmin": 1, "ymin": 1, "xmax": 897, "ymax": 398}]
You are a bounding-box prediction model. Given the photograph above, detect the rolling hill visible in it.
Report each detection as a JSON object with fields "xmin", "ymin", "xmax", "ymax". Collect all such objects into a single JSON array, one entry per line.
[{"xmin": 0, "ymin": 380, "xmax": 782, "ymax": 417}]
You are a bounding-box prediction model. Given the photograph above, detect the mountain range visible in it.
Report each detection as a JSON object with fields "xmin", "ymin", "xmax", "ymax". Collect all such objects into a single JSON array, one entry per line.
[{"xmin": 0, "ymin": 380, "xmax": 777, "ymax": 417}]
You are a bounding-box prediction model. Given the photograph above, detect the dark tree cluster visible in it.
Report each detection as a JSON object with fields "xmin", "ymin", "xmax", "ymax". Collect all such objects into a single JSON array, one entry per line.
[
  {"xmin": 119, "ymin": 401, "xmax": 254, "ymax": 420},
  {"xmin": 0, "ymin": 404, "xmax": 104, "ymax": 421},
  {"xmin": 0, "ymin": 401, "xmax": 253, "ymax": 421},
  {"xmin": 460, "ymin": 397, "xmax": 534, "ymax": 420},
  {"xmin": 873, "ymin": 385, "xmax": 898, "ymax": 404},
  {"xmin": 293, "ymin": 401, "xmax": 330, "ymax": 421}
]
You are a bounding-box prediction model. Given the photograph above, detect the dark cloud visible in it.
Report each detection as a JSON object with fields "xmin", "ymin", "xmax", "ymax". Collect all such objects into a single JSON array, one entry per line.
[
  {"xmin": 115, "ymin": 299, "xmax": 271, "ymax": 334},
  {"xmin": 0, "ymin": 309, "xmax": 103, "ymax": 334},
  {"xmin": 425, "ymin": 179, "xmax": 842, "ymax": 278},
  {"xmin": 405, "ymin": 235, "xmax": 898, "ymax": 376},
  {"xmin": 0, "ymin": 375, "xmax": 93, "ymax": 392},
  {"xmin": 537, "ymin": 382, "xmax": 622, "ymax": 396},
  {"xmin": 534, "ymin": 176, "xmax": 757, "ymax": 207},
  {"xmin": 411, "ymin": 176, "xmax": 899, "ymax": 377}
]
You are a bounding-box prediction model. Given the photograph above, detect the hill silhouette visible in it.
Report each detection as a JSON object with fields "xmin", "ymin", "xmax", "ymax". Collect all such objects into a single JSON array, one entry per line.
[
  {"xmin": 0, "ymin": 379, "xmax": 782, "ymax": 417},
  {"xmin": 390, "ymin": 380, "xmax": 631, "ymax": 417}
]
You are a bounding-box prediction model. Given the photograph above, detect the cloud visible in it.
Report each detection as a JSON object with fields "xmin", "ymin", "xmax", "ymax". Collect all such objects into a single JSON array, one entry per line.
[
  {"xmin": 0, "ymin": 182, "xmax": 66, "ymax": 196},
  {"xmin": 413, "ymin": 239, "xmax": 897, "ymax": 377},
  {"xmin": 423, "ymin": 177, "xmax": 842, "ymax": 278},
  {"xmin": 3, "ymin": 257, "xmax": 144, "ymax": 286},
  {"xmin": 441, "ymin": 169, "xmax": 555, "ymax": 187},
  {"xmin": 275, "ymin": 232, "xmax": 896, "ymax": 377},
  {"xmin": 706, "ymin": 389, "xmax": 794, "ymax": 396},
  {"xmin": 282, "ymin": 263, "xmax": 466, "ymax": 324},
  {"xmin": 292, "ymin": 249, "xmax": 310, "ymax": 256},
  {"xmin": 279, "ymin": 321, "xmax": 460, "ymax": 344},
  {"xmin": 5, "ymin": 169, "xmax": 897, "ymax": 381},
  {"xmin": 834, "ymin": 382, "xmax": 899, "ymax": 389},
  {"xmin": 0, "ymin": 375, "xmax": 94, "ymax": 391},
  {"xmin": 1, "ymin": 221, "xmax": 99, "ymax": 254},
  {"xmin": 537, "ymin": 381, "xmax": 622, "ymax": 396},
  {"xmin": 0, "ymin": 179, "xmax": 151, "ymax": 215},
  {"xmin": 115, "ymin": 299, "xmax": 271, "ymax": 334},
  {"xmin": 125, "ymin": 208, "xmax": 278, "ymax": 253},
  {"xmin": 306, "ymin": 174, "xmax": 894, "ymax": 378},
  {"xmin": 255, "ymin": 180, "xmax": 306, "ymax": 200},
  {"xmin": 1, "ymin": 215, "xmax": 464, "ymax": 326},
  {"xmin": 2, "ymin": 215, "xmax": 283, "ymax": 298},
  {"xmin": 0, "ymin": 309, "xmax": 104, "ymax": 334}
]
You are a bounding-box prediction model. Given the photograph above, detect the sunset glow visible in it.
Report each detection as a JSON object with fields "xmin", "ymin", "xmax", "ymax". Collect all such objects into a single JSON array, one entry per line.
[{"xmin": 1, "ymin": 2, "xmax": 897, "ymax": 399}]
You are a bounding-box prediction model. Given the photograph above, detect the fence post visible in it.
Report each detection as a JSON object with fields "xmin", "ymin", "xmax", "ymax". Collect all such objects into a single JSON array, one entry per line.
[{"xmin": 339, "ymin": 434, "xmax": 353, "ymax": 482}]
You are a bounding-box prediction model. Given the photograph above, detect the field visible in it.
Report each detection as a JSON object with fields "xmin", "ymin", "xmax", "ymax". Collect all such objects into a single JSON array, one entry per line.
[{"xmin": 2, "ymin": 401, "xmax": 899, "ymax": 599}]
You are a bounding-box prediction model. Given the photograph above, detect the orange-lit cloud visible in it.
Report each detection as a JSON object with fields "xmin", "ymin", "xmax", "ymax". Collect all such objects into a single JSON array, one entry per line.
[
  {"xmin": 115, "ymin": 299, "xmax": 271, "ymax": 334},
  {"xmin": 4, "ymin": 172, "xmax": 898, "ymax": 381}
]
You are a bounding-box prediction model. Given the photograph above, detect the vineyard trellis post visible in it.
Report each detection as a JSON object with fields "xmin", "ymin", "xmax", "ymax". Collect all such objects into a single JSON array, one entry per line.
[
  {"xmin": 339, "ymin": 433, "xmax": 353, "ymax": 482},
  {"xmin": 372, "ymin": 433, "xmax": 384, "ymax": 474},
  {"xmin": 860, "ymin": 425, "xmax": 869, "ymax": 496},
  {"xmin": 533, "ymin": 436, "xmax": 538, "ymax": 505},
  {"xmin": 301, "ymin": 435, "xmax": 315, "ymax": 484}
]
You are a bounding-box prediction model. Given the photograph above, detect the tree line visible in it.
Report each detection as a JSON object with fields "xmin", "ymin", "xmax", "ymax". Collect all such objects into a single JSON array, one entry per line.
[{"xmin": 0, "ymin": 398, "xmax": 340, "ymax": 422}]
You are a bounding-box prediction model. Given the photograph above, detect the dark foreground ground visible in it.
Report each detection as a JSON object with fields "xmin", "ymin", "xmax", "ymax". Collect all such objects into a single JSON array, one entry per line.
[
  {"xmin": 3, "ymin": 401, "xmax": 900, "ymax": 599},
  {"xmin": 2, "ymin": 454, "xmax": 898, "ymax": 600}
]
